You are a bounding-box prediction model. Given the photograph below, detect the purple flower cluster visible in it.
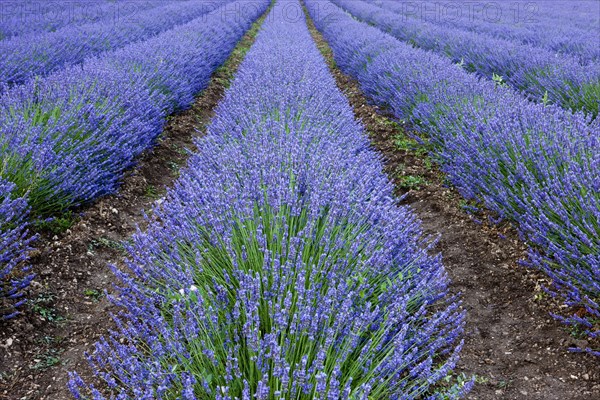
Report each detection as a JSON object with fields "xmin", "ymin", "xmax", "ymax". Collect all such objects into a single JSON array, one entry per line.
[
  {"xmin": 0, "ymin": 0, "xmax": 267, "ymax": 215},
  {"xmin": 0, "ymin": 0, "xmax": 268, "ymax": 318},
  {"xmin": 365, "ymin": 0, "xmax": 600, "ymax": 64},
  {"xmin": 522, "ymin": 0, "xmax": 599, "ymax": 31},
  {"xmin": 0, "ymin": 0, "xmax": 230, "ymax": 88},
  {"xmin": 0, "ymin": 1, "xmax": 163, "ymax": 41},
  {"xmin": 69, "ymin": 0, "xmax": 469, "ymax": 397},
  {"xmin": 330, "ymin": 0, "xmax": 600, "ymax": 117},
  {"xmin": 307, "ymin": 0, "xmax": 600, "ymax": 355},
  {"xmin": 0, "ymin": 179, "xmax": 34, "ymax": 319}
]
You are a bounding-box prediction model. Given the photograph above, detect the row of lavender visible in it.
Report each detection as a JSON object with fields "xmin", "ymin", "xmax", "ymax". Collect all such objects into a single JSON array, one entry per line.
[
  {"xmin": 364, "ymin": 0, "xmax": 600, "ymax": 64},
  {"xmin": 528, "ymin": 0, "xmax": 599, "ymax": 29},
  {"xmin": 0, "ymin": 0, "xmax": 163, "ymax": 40},
  {"xmin": 331, "ymin": 0, "xmax": 600, "ymax": 118},
  {"xmin": 69, "ymin": 0, "xmax": 469, "ymax": 397},
  {"xmin": 0, "ymin": 0, "xmax": 230, "ymax": 88},
  {"xmin": 0, "ymin": 180, "xmax": 34, "ymax": 319},
  {"xmin": 0, "ymin": 0, "xmax": 269, "ymax": 318},
  {"xmin": 308, "ymin": 0, "xmax": 600, "ymax": 355}
]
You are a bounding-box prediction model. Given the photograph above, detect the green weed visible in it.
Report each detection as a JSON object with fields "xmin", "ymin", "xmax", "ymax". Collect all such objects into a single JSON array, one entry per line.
[
  {"xmin": 32, "ymin": 211, "xmax": 76, "ymax": 234},
  {"xmin": 31, "ymin": 348, "xmax": 62, "ymax": 370},
  {"xmin": 30, "ymin": 293, "xmax": 64, "ymax": 323},
  {"xmin": 144, "ymin": 184, "xmax": 160, "ymax": 199},
  {"xmin": 84, "ymin": 289, "xmax": 103, "ymax": 302},
  {"xmin": 398, "ymin": 175, "xmax": 429, "ymax": 190},
  {"xmin": 91, "ymin": 237, "xmax": 127, "ymax": 253}
]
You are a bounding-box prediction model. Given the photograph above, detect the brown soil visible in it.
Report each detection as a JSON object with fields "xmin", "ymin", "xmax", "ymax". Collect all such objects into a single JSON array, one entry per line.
[
  {"xmin": 0, "ymin": 15, "xmax": 267, "ymax": 400},
  {"xmin": 305, "ymin": 10, "xmax": 600, "ymax": 400}
]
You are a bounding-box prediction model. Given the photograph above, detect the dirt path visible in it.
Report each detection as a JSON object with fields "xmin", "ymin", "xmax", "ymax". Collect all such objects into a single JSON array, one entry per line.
[
  {"xmin": 0, "ymin": 15, "xmax": 268, "ymax": 399},
  {"xmin": 305, "ymin": 11, "xmax": 600, "ymax": 400}
]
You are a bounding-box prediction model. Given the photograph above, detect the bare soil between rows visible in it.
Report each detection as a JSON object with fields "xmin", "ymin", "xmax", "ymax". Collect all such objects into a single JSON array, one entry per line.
[
  {"xmin": 0, "ymin": 21, "xmax": 264, "ymax": 399},
  {"xmin": 305, "ymin": 13, "xmax": 599, "ymax": 400}
]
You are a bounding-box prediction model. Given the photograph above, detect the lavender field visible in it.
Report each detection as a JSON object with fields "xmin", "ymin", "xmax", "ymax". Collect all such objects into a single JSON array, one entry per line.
[{"xmin": 0, "ymin": 0, "xmax": 599, "ymax": 399}]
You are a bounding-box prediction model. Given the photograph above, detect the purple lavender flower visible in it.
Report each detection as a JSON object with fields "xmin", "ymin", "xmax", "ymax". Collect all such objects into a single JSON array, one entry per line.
[
  {"xmin": 0, "ymin": 0, "xmax": 234, "ymax": 88},
  {"xmin": 0, "ymin": 0, "xmax": 267, "ymax": 215},
  {"xmin": 0, "ymin": 1, "xmax": 165, "ymax": 41},
  {"xmin": 0, "ymin": 179, "xmax": 35, "ymax": 319},
  {"xmin": 330, "ymin": 0, "xmax": 600, "ymax": 117},
  {"xmin": 0, "ymin": 0, "xmax": 267, "ymax": 328},
  {"xmin": 365, "ymin": 0, "xmax": 600, "ymax": 64},
  {"xmin": 69, "ymin": 0, "xmax": 468, "ymax": 398},
  {"xmin": 307, "ymin": 0, "xmax": 599, "ymax": 355}
]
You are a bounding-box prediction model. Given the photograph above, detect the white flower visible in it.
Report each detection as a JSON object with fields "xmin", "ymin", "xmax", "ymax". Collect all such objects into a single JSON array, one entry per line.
[{"xmin": 179, "ymin": 285, "xmax": 198, "ymax": 296}]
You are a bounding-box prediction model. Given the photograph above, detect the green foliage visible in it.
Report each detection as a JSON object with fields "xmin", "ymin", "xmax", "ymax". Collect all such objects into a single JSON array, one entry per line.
[
  {"xmin": 423, "ymin": 157, "xmax": 434, "ymax": 171},
  {"xmin": 31, "ymin": 348, "xmax": 62, "ymax": 370},
  {"xmin": 438, "ymin": 373, "xmax": 481, "ymax": 399},
  {"xmin": 399, "ymin": 175, "xmax": 428, "ymax": 190},
  {"xmin": 393, "ymin": 133, "xmax": 429, "ymax": 157},
  {"xmin": 394, "ymin": 135, "xmax": 418, "ymax": 151},
  {"xmin": 497, "ymin": 379, "xmax": 511, "ymax": 390},
  {"xmin": 91, "ymin": 237, "xmax": 127, "ymax": 253},
  {"xmin": 542, "ymin": 90, "xmax": 549, "ymax": 106},
  {"xmin": 171, "ymin": 143, "xmax": 188, "ymax": 156},
  {"xmin": 492, "ymin": 73, "xmax": 507, "ymax": 88},
  {"xmin": 571, "ymin": 81, "xmax": 600, "ymax": 118},
  {"xmin": 84, "ymin": 289, "xmax": 103, "ymax": 302},
  {"xmin": 32, "ymin": 211, "xmax": 76, "ymax": 234},
  {"xmin": 30, "ymin": 292, "xmax": 64, "ymax": 323},
  {"xmin": 144, "ymin": 184, "xmax": 161, "ymax": 199},
  {"xmin": 31, "ymin": 336, "xmax": 64, "ymax": 371},
  {"xmin": 168, "ymin": 161, "xmax": 180, "ymax": 176}
]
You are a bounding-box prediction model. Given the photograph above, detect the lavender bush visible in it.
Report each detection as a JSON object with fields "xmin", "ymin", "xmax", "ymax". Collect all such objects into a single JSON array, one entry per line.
[
  {"xmin": 331, "ymin": 0, "xmax": 600, "ymax": 117},
  {"xmin": 0, "ymin": 0, "xmax": 267, "ymax": 215},
  {"xmin": 307, "ymin": 0, "xmax": 600, "ymax": 355},
  {"xmin": 0, "ymin": 0, "xmax": 163, "ymax": 41},
  {"xmin": 515, "ymin": 0, "xmax": 599, "ymax": 31},
  {"xmin": 0, "ymin": 66, "xmax": 163, "ymax": 214},
  {"xmin": 0, "ymin": 0, "xmax": 268, "ymax": 320},
  {"xmin": 525, "ymin": 2, "xmax": 596, "ymax": 33},
  {"xmin": 0, "ymin": 179, "xmax": 34, "ymax": 319},
  {"xmin": 0, "ymin": 0, "xmax": 229, "ymax": 88},
  {"xmin": 69, "ymin": 1, "xmax": 470, "ymax": 397},
  {"xmin": 365, "ymin": 0, "xmax": 600, "ymax": 64}
]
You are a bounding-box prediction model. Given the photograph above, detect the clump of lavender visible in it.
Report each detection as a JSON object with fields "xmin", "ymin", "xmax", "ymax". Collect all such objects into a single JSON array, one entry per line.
[
  {"xmin": 0, "ymin": 0, "xmax": 268, "ymax": 216},
  {"xmin": 331, "ymin": 0, "xmax": 600, "ymax": 117},
  {"xmin": 369, "ymin": 0, "xmax": 600, "ymax": 63},
  {"xmin": 0, "ymin": 1, "xmax": 165, "ymax": 41},
  {"xmin": 307, "ymin": 0, "xmax": 599, "ymax": 354},
  {"xmin": 0, "ymin": 0, "xmax": 267, "ymax": 322},
  {"xmin": 0, "ymin": 0, "xmax": 230, "ymax": 88},
  {"xmin": 0, "ymin": 179, "xmax": 34, "ymax": 319},
  {"xmin": 69, "ymin": 1, "xmax": 469, "ymax": 398},
  {"xmin": 72, "ymin": 203, "xmax": 466, "ymax": 399},
  {"xmin": 0, "ymin": 68, "xmax": 164, "ymax": 215}
]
